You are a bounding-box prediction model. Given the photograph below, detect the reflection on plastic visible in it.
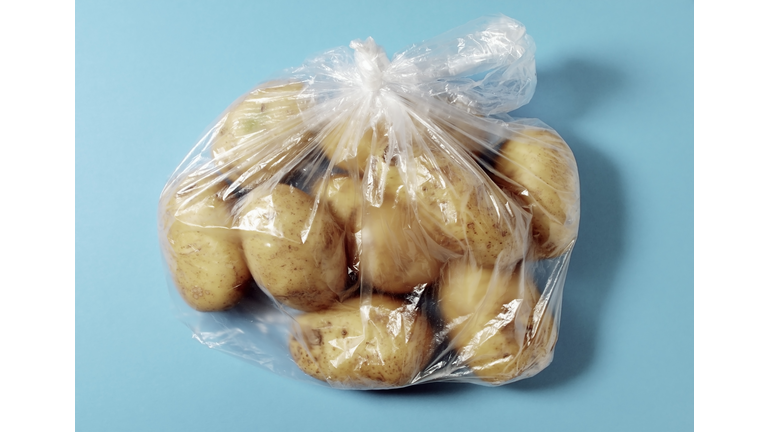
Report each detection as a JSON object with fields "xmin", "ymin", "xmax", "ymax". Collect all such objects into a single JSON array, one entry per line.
[{"xmin": 158, "ymin": 14, "xmax": 579, "ymax": 389}]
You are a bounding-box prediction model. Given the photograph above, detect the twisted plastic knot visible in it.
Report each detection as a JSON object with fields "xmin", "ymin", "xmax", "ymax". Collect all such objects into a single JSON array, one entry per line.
[{"xmin": 350, "ymin": 37, "xmax": 390, "ymax": 92}]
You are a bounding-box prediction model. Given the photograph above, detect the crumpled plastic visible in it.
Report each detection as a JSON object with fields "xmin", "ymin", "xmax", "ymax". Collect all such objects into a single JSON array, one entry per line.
[{"xmin": 158, "ymin": 14, "xmax": 579, "ymax": 389}]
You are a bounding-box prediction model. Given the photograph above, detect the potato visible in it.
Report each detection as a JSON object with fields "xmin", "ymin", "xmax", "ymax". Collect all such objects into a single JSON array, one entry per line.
[
  {"xmin": 163, "ymin": 176, "xmax": 251, "ymax": 311},
  {"xmin": 312, "ymin": 174, "xmax": 362, "ymax": 271},
  {"xmin": 465, "ymin": 308, "xmax": 557, "ymax": 384},
  {"xmin": 493, "ymin": 126, "xmax": 579, "ymax": 259},
  {"xmin": 318, "ymin": 119, "xmax": 388, "ymax": 175},
  {"xmin": 314, "ymin": 153, "xmax": 525, "ymax": 293},
  {"xmin": 411, "ymin": 152, "xmax": 526, "ymax": 267},
  {"xmin": 361, "ymin": 203, "xmax": 443, "ymax": 294},
  {"xmin": 312, "ymin": 174, "xmax": 362, "ymax": 233},
  {"xmin": 211, "ymin": 81, "xmax": 313, "ymax": 188},
  {"xmin": 438, "ymin": 260, "xmax": 556, "ymax": 383},
  {"xmin": 289, "ymin": 295, "xmax": 433, "ymax": 388},
  {"xmin": 234, "ymin": 184, "xmax": 347, "ymax": 311},
  {"xmin": 353, "ymin": 161, "xmax": 450, "ymax": 294},
  {"xmin": 311, "ymin": 162, "xmax": 445, "ymax": 294}
]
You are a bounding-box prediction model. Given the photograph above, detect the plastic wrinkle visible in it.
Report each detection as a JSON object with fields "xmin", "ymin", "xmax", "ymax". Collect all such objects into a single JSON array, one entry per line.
[{"xmin": 158, "ymin": 14, "xmax": 579, "ymax": 389}]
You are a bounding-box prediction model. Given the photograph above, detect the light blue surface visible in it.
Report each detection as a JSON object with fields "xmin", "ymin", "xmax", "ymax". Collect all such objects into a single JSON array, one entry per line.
[{"xmin": 76, "ymin": 1, "xmax": 692, "ymax": 430}]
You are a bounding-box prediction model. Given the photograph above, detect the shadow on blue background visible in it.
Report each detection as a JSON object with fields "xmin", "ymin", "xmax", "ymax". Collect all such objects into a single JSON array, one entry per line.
[{"xmin": 514, "ymin": 58, "xmax": 627, "ymax": 390}]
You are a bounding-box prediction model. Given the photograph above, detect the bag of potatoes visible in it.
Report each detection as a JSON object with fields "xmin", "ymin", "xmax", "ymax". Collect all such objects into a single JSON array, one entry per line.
[{"xmin": 158, "ymin": 14, "xmax": 579, "ymax": 389}]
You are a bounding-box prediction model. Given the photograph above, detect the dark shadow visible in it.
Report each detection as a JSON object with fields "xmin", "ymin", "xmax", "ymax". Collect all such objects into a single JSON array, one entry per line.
[
  {"xmin": 515, "ymin": 142, "xmax": 626, "ymax": 390},
  {"xmin": 513, "ymin": 58, "xmax": 624, "ymax": 125},
  {"xmin": 362, "ymin": 381, "xmax": 475, "ymax": 397},
  {"xmin": 507, "ymin": 59, "xmax": 628, "ymax": 390},
  {"xmin": 230, "ymin": 280, "xmax": 278, "ymax": 314}
]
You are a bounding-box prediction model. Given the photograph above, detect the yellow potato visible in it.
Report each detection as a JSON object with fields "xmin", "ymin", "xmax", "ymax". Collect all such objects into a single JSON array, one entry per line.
[
  {"xmin": 493, "ymin": 126, "xmax": 580, "ymax": 259},
  {"xmin": 162, "ymin": 176, "xmax": 251, "ymax": 311},
  {"xmin": 312, "ymin": 174, "xmax": 363, "ymax": 271},
  {"xmin": 360, "ymin": 202, "xmax": 443, "ymax": 294},
  {"xmin": 466, "ymin": 309, "xmax": 557, "ymax": 384},
  {"xmin": 211, "ymin": 81, "xmax": 313, "ymax": 188},
  {"xmin": 312, "ymin": 174, "xmax": 362, "ymax": 233},
  {"xmin": 234, "ymin": 184, "xmax": 347, "ymax": 311},
  {"xmin": 289, "ymin": 295, "xmax": 433, "ymax": 388},
  {"xmin": 308, "ymin": 160, "xmax": 445, "ymax": 295},
  {"xmin": 438, "ymin": 260, "xmax": 556, "ymax": 383},
  {"xmin": 354, "ymin": 162, "xmax": 448, "ymax": 294},
  {"xmin": 313, "ymin": 152, "xmax": 525, "ymax": 294},
  {"xmin": 412, "ymin": 152, "xmax": 526, "ymax": 267},
  {"xmin": 318, "ymin": 119, "xmax": 388, "ymax": 175}
]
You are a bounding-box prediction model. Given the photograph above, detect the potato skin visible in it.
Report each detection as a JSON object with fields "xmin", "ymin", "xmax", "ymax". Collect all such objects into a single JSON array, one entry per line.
[
  {"xmin": 438, "ymin": 260, "xmax": 556, "ymax": 383},
  {"xmin": 313, "ymin": 174, "xmax": 363, "ymax": 271},
  {"xmin": 289, "ymin": 295, "xmax": 433, "ymax": 388},
  {"xmin": 412, "ymin": 153, "xmax": 526, "ymax": 267},
  {"xmin": 211, "ymin": 82, "xmax": 312, "ymax": 188},
  {"xmin": 361, "ymin": 203, "xmax": 443, "ymax": 294},
  {"xmin": 315, "ymin": 155, "xmax": 525, "ymax": 294},
  {"xmin": 163, "ymin": 179, "xmax": 251, "ymax": 312},
  {"xmin": 314, "ymin": 168, "xmax": 451, "ymax": 295},
  {"xmin": 319, "ymin": 120, "xmax": 388, "ymax": 175},
  {"xmin": 465, "ymin": 312, "xmax": 557, "ymax": 384},
  {"xmin": 312, "ymin": 174, "xmax": 363, "ymax": 233},
  {"xmin": 493, "ymin": 126, "xmax": 580, "ymax": 259},
  {"xmin": 234, "ymin": 184, "xmax": 347, "ymax": 311}
]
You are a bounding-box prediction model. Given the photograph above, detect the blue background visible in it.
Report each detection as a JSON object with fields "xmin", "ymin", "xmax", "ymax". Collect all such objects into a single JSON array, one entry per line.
[{"xmin": 76, "ymin": 1, "xmax": 692, "ymax": 430}]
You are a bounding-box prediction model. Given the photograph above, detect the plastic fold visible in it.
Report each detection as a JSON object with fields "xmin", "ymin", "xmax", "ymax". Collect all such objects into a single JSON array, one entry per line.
[{"xmin": 158, "ymin": 14, "xmax": 580, "ymax": 389}]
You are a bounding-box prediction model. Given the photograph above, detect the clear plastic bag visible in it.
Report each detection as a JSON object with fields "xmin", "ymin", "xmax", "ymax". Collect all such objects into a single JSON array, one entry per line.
[{"xmin": 158, "ymin": 14, "xmax": 579, "ymax": 389}]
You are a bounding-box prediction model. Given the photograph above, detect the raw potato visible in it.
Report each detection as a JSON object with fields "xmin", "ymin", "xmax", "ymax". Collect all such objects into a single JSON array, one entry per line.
[
  {"xmin": 319, "ymin": 119, "xmax": 388, "ymax": 175},
  {"xmin": 211, "ymin": 81, "xmax": 313, "ymax": 189},
  {"xmin": 438, "ymin": 260, "xmax": 556, "ymax": 383},
  {"xmin": 156, "ymin": 23, "xmax": 579, "ymax": 390},
  {"xmin": 312, "ymin": 175, "xmax": 362, "ymax": 233},
  {"xmin": 289, "ymin": 295, "xmax": 433, "ymax": 388},
  {"xmin": 359, "ymin": 163, "xmax": 447, "ymax": 294},
  {"xmin": 361, "ymin": 203, "xmax": 443, "ymax": 294},
  {"xmin": 411, "ymin": 152, "xmax": 526, "ymax": 267},
  {"xmin": 313, "ymin": 161, "xmax": 445, "ymax": 294},
  {"xmin": 163, "ymin": 176, "xmax": 251, "ymax": 311},
  {"xmin": 312, "ymin": 174, "xmax": 362, "ymax": 270},
  {"xmin": 493, "ymin": 126, "xmax": 579, "ymax": 259},
  {"xmin": 315, "ymin": 153, "xmax": 525, "ymax": 294},
  {"xmin": 466, "ymin": 305, "xmax": 557, "ymax": 384},
  {"xmin": 234, "ymin": 184, "xmax": 347, "ymax": 311}
]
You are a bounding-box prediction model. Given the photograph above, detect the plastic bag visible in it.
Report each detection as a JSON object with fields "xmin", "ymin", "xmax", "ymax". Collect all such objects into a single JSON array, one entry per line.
[{"xmin": 158, "ymin": 14, "xmax": 579, "ymax": 389}]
